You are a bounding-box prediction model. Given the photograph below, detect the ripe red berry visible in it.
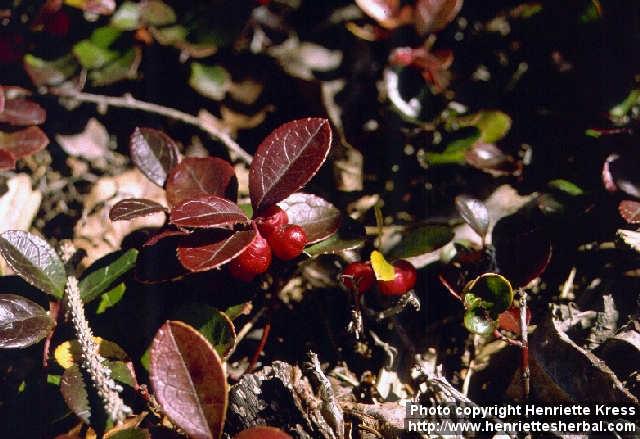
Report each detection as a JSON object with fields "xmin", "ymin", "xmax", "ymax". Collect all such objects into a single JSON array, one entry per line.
[
  {"xmin": 269, "ymin": 224, "xmax": 307, "ymax": 261},
  {"xmin": 255, "ymin": 205, "xmax": 289, "ymax": 238},
  {"xmin": 341, "ymin": 262, "xmax": 375, "ymax": 293},
  {"xmin": 377, "ymin": 260, "xmax": 417, "ymax": 296},
  {"xmin": 228, "ymin": 232, "xmax": 272, "ymax": 282}
]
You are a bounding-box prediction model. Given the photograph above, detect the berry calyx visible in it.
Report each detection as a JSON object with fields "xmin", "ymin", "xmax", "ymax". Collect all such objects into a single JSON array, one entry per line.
[
  {"xmin": 228, "ymin": 232, "xmax": 272, "ymax": 282},
  {"xmin": 341, "ymin": 262, "xmax": 376, "ymax": 294},
  {"xmin": 255, "ymin": 205, "xmax": 289, "ymax": 238},
  {"xmin": 377, "ymin": 260, "xmax": 417, "ymax": 296},
  {"xmin": 269, "ymin": 224, "xmax": 307, "ymax": 260}
]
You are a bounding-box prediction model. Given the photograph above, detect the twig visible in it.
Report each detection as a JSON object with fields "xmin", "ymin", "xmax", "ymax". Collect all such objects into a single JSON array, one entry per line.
[
  {"xmin": 49, "ymin": 90, "xmax": 253, "ymax": 164},
  {"xmin": 519, "ymin": 289, "xmax": 530, "ymax": 401}
]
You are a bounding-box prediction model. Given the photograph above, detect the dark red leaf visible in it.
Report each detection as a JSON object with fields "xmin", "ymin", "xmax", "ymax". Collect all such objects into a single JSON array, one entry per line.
[
  {"xmin": 0, "ymin": 126, "xmax": 49, "ymax": 161},
  {"xmin": 170, "ymin": 195, "xmax": 249, "ymax": 229},
  {"xmin": 249, "ymin": 118, "xmax": 332, "ymax": 212},
  {"xmin": 414, "ymin": 0, "xmax": 463, "ymax": 34},
  {"xmin": 150, "ymin": 321, "xmax": 228, "ymax": 439},
  {"xmin": 130, "ymin": 127, "xmax": 180, "ymax": 187},
  {"xmin": 277, "ymin": 193, "xmax": 340, "ymax": 244},
  {"xmin": 166, "ymin": 157, "xmax": 237, "ymax": 207},
  {"xmin": 136, "ymin": 230, "xmax": 189, "ymax": 284},
  {"xmin": 177, "ymin": 228, "xmax": 257, "ymax": 272},
  {"xmin": 109, "ymin": 198, "xmax": 167, "ymax": 221},
  {"xmin": 234, "ymin": 427, "xmax": 293, "ymax": 439},
  {"xmin": 619, "ymin": 200, "xmax": 640, "ymax": 224},
  {"xmin": 0, "ymin": 149, "xmax": 15, "ymax": 170},
  {"xmin": 0, "ymin": 98, "xmax": 46, "ymax": 126},
  {"xmin": 0, "ymin": 85, "xmax": 4, "ymax": 114},
  {"xmin": 602, "ymin": 154, "xmax": 640, "ymax": 198},
  {"xmin": 144, "ymin": 227, "xmax": 191, "ymax": 248},
  {"xmin": 0, "ymin": 294, "xmax": 54, "ymax": 348}
]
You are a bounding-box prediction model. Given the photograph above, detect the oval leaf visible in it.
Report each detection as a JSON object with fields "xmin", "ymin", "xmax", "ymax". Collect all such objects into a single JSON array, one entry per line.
[
  {"xmin": 455, "ymin": 195, "xmax": 490, "ymax": 238},
  {"xmin": 304, "ymin": 216, "xmax": 366, "ymax": 256},
  {"xmin": 0, "ymin": 294, "xmax": 53, "ymax": 348},
  {"xmin": 370, "ymin": 250, "xmax": 395, "ymax": 281},
  {"xmin": 234, "ymin": 427, "xmax": 293, "ymax": 439},
  {"xmin": 109, "ymin": 198, "xmax": 166, "ymax": 222},
  {"xmin": 170, "ymin": 195, "xmax": 249, "ymax": 229},
  {"xmin": 78, "ymin": 248, "xmax": 138, "ymax": 303},
  {"xmin": 389, "ymin": 225, "xmax": 454, "ymax": 259},
  {"xmin": 166, "ymin": 157, "xmax": 237, "ymax": 207},
  {"xmin": 619, "ymin": 200, "xmax": 640, "ymax": 224},
  {"xmin": 0, "ymin": 126, "xmax": 50, "ymax": 159},
  {"xmin": 0, "ymin": 98, "xmax": 46, "ymax": 126},
  {"xmin": 277, "ymin": 193, "xmax": 340, "ymax": 244},
  {"xmin": 0, "ymin": 230, "xmax": 66, "ymax": 298},
  {"xmin": 463, "ymin": 273, "xmax": 513, "ymax": 316},
  {"xmin": 130, "ymin": 127, "xmax": 180, "ymax": 187},
  {"xmin": 60, "ymin": 364, "xmax": 91, "ymax": 424},
  {"xmin": 173, "ymin": 304, "xmax": 236, "ymax": 358},
  {"xmin": 249, "ymin": 118, "xmax": 332, "ymax": 212},
  {"xmin": 150, "ymin": 321, "xmax": 228, "ymax": 439},
  {"xmin": 415, "ymin": 0, "xmax": 463, "ymax": 34},
  {"xmin": 54, "ymin": 337, "xmax": 128, "ymax": 369},
  {"xmin": 464, "ymin": 308, "xmax": 496, "ymax": 336},
  {"xmin": 177, "ymin": 228, "xmax": 257, "ymax": 272}
]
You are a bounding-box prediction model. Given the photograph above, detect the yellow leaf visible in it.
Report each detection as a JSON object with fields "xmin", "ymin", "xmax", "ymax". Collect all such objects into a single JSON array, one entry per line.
[
  {"xmin": 54, "ymin": 337, "xmax": 128, "ymax": 369},
  {"xmin": 370, "ymin": 250, "xmax": 395, "ymax": 281}
]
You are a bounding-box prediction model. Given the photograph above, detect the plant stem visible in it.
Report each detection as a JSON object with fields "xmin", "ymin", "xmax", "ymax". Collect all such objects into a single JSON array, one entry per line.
[
  {"xmin": 49, "ymin": 90, "xmax": 253, "ymax": 164},
  {"xmin": 519, "ymin": 289, "xmax": 530, "ymax": 401}
]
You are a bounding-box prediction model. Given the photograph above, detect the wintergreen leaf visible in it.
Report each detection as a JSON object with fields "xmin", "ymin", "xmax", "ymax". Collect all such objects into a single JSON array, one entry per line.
[
  {"xmin": 79, "ymin": 249, "xmax": 138, "ymax": 304},
  {"xmin": 140, "ymin": 0, "xmax": 176, "ymax": 26},
  {"xmin": 475, "ymin": 111, "xmax": 512, "ymax": 143},
  {"xmin": 73, "ymin": 40, "xmax": 118, "ymax": 70},
  {"xmin": 425, "ymin": 131, "xmax": 480, "ymax": 165},
  {"xmin": 0, "ymin": 231, "xmax": 66, "ymax": 298},
  {"xmin": 23, "ymin": 54, "xmax": 78, "ymax": 87},
  {"xmin": 389, "ymin": 225, "xmax": 454, "ymax": 259},
  {"xmin": 189, "ymin": 63, "xmax": 230, "ymax": 100},
  {"xmin": 548, "ymin": 179, "xmax": 584, "ymax": 196},
  {"xmin": 90, "ymin": 26, "xmax": 122, "ymax": 49},
  {"xmin": 96, "ymin": 283, "xmax": 126, "ymax": 314},
  {"xmin": 464, "ymin": 307, "xmax": 496, "ymax": 336},
  {"xmin": 111, "ymin": 1, "xmax": 141, "ymax": 30},
  {"xmin": 89, "ymin": 47, "xmax": 141, "ymax": 86},
  {"xmin": 304, "ymin": 216, "xmax": 365, "ymax": 256},
  {"xmin": 173, "ymin": 304, "xmax": 236, "ymax": 358},
  {"xmin": 0, "ymin": 294, "xmax": 54, "ymax": 348},
  {"xmin": 463, "ymin": 273, "xmax": 514, "ymax": 316}
]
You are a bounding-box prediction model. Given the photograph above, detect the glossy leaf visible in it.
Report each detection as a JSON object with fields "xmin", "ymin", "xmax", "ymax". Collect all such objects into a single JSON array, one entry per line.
[
  {"xmin": 189, "ymin": 63, "xmax": 230, "ymax": 101},
  {"xmin": 463, "ymin": 307, "xmax": 495, "ymax": 336},
  {"xmin": 0, "ymin": 294, "xmax": 54, "ymax": 348},
  {"xmin": 463, "ymin": 273, "xmax": 513, "ymax": 316},
  {"xmin": 174, "ymin": 304, "xmax": 236, "ymax": 358},
  {"xmin": 249, "ymin": 118, "xmax": 332, "ymax": 212},
  {"xmin": 474, "ymin": 110, "xmax": 512, "ymax": 143},
  {"xmin": 548, "ymin": 179, "xmax": 584, "ymax": 196},
  {"xmin": 130, "ymin": 127, "xmax": 180, "ymax": 187},
  {"xmin": 618, "ymin": 229, "xmax": 640, "ymax": 253},
  {"xmin": 415, "ymin": 0, "xmax": 463, "ymax": 34},
  {"xmin": 60, "ymin": 364, "xmax": 91, "ymax": 424},
  {"xmin": 0, "ymin": 230, "xmax": 66, "ymax": 298},
  {"xmin": 150, "ymin": 321, "xmax": 228, "ymax": 439},
  {"xmin": 0, "ymin": 99, "xmax": 46, "ymax": 126},
  {"xmin": 455, "ymin": 195, "xmax": 490, "ymax": 238},
  {"xmin": 78, "ymin": 249, "xmax": 138, "ymax": 303},
  {"xmin": 234, "ymin": 427, "xmax": 293, "ymax": 439},
  {"xmin": 619, "ymin": 200, "xmax": 640, "ymax": 224},
  {"xmin": 304, "ymin": 216, "xmax": 366, "ymax": 256},
  {"xmin": 170, "ymin": 195, "xmax": 249, "ymax": 229},
  {"xmin": 389, "ymin": 225, "xmax": 454, "ymax": 259},
  {"xmin": 465, "ymin": 142, "xmax": 519, "ymax": 176},
  {"xmin": 278, "ymin": 193, "xmax": 340, "ymax": 244},
  {"xmin": 96, "ymin": 283, "xmax": 126, "ymax": 314},
  {"xmin": 177, "ymin": 228, "xmax": 257, "ymax": 272},
  {"xmin": 0, "ymin": 126, "xmax": 50, "ymax": 162},
  {"xmin": 109, "ymin": 198, "xmax": 166, "ymax": 221},
  {"xmin": 166, "ymin": 157, "xmax": 237, "ymax": 207},
  {"xmin": 370, "ymin": 251, "xmax": 395, "ymax": 281}
]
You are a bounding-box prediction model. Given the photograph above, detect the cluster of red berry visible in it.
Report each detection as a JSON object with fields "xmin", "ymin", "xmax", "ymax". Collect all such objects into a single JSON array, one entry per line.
[
  {"xmin": 341, "ymin": 259, "xmax": 417, "ymax": 296},
  {"xmin": 228, "ymin": 206, "xmax": 308, "ymax": 281}
]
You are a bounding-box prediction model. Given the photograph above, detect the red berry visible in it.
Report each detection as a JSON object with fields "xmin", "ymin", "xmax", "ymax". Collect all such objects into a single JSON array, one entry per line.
[
  {"xmin": 269, "ymin": 224, "xmax": 307, "ymax": 261},
  {"xmin": 377, "ymin": 260, "xmax": 417, "ymax": 296},
  {"xmin": 255, "ymin": 205, "xmax": 289, "ymax": 238},
  {"xmin": 341, "ymin": 262, "xmax": 375, "ymax": 293},
  {"xmin": 228, "ymin": 232, "xmax": 272, "ymax": 282}
]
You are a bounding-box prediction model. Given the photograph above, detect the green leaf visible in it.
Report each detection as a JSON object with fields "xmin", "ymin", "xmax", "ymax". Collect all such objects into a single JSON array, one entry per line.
[
  {"xmin": 389, "ymin": 225, "xmax": 454, "ymax": 259},
  {"xmin": 548, "ymin": 179, "xmax": 584, "ymax": 196},
  {"xmin": 90, "ymin": 26, "xmax": 122, "ymax": 49},
  {"xmin": 96, "ymin": 283, "xmax": 126, "ymax": 314},
  {"xmin": 111, "ymin": 1, "xmax": 141, "ymax": 30},
  {"xmin": 0, "ymin": 231, "xmax": 66, "ymax": 298},
  {"xmin": 189, "ymin": 63, "xmax": 230, "ymax": 101},
  {"xmin": 463, "ymin": 273, "xmax": 514, "ymax": 316},
  {"xmin": 108, "ymin": 360, "xmax": 136, "ymax": 388},
  {"xmin": 23, "ymin": 54, "xmax": 78, "ymax": 87},
  {"xmin": 89, "ymin": 47, "xmax": 141, "ymax": 86},
  {"xmin": 464, "ymin": 308, "xmax": 496, "ymax": 336},
  {"xmin": 140, "ymin": 0, "xmax": 176, "ymax": 26},
  {"xmin": 238, "ymin": 203, "xmax": 253, "ymax": 219},
  {"xmin": 173, "ymin": 304, "xmax": 236, "ymax": 358},
  {"xmin": 79, "ymin": 249, "xmax": 138, "ymax": 304},
  {"xmin": 60, "ymin": 364, "xmax": 91, "ymax": 424},
  {"xmin": 224, "ymin": 302, "xmax": 250, "ymax": 321},
  {"xmin": 73, "ymin": 40, "xmax": 118, "ymax": 70},
  {"xmin": 425, "ymin": 131, "xmax": 480, "ymax": 166},
  {"xmin": 304, "ymin": 216, "xmax": 366, "ymax": 256},
  {"xmin": 370, "ymin": 250, "xmax": 395, "ymax": 281},
  {"xmin": 475, "ymin": 111, "xmax": 512, "ymax": 143},
  {"xmin": 610, "ymin": 89, "xmax": 640, "ymax": 121},
  {"xmin": 150, "ymin": 24, "xmax": 187, "ymax": 46}
]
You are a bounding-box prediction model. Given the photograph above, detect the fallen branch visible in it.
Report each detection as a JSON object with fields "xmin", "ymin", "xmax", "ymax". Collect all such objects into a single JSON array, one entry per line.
[{"xmin": 49, "ymin": 90, "xmax": 253, "ymax": 164}]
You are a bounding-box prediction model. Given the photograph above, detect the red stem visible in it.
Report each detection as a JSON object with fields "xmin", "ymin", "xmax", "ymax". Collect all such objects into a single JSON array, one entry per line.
[{"xmin": 247, "ymin": 320, "xmax": 271, "ymax": 373}]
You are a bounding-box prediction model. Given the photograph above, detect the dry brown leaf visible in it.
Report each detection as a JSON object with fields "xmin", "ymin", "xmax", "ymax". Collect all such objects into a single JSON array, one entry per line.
[{"xmin": 56, "ymin": 118, "xmax": 109, "ymax": 161}]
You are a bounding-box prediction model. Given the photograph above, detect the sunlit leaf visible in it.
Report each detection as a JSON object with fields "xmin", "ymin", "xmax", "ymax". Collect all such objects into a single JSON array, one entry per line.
[
  {"xmin": 370, "ymin": 250, "xmax": 395, "ymax": 281},
  {"xmin": 618, "ymin": 229, "xmax": 640, "ymax": 253},
  {"xmin": 23, "ymin": 54, "xmax": 78, "ymax": 87},
  {"xmin": 278, "ymin": 193, "xmax": 340, "ymax": 244},
  {"xmin": 474, "ymin": 111, "xmax": 512, "ymax": 143},
  {"xmin": 425, "ymin": 130, "xmax": 479, "ymax": 165},
  {"xmin": 0, "ymin": 294, "xmax": 53, "ymax": 348},
  {"xmin": 166, "ymin": 157, "xmax": 237, "ymax": 207},
  {"xmin": 109, "ymin": 198, "xmax": 166, "ymax": 222},
  {"xmin": 89, "ymin": 47, "xmax": 141, "ymax": 86},
  {"xmin": 150, "ymin": 321, "xmax": 228, "ymax": 439},
  {"xmin": 130, "ymin": 127, "xmax": 180, "ymax": 187},
  {"xmin": 464, "ymin": 142, "xmax": 520, "ymax": 176},
  {"xmin": 234, "ymin": 426, "xmax": 293, "ymax": 439},
  {"xmin": 0, "ymin": 230, "xmax": 66, "ymax": 298},
  {"xmin": 96, "ymin": 283, "xmax": 126, "ymax": 314},
  {"xmin": 548, "ymin": 179, "xmax": 584, "ymax": 196},
  {"xmin": 111, "ymin": 1, "xmax": 141, "ymax": 30},
  {"xmin": 455, "ymin": 195, "xmax": 490, "ymax": 238},
  {"xmin": 73, "ymin": 40, "xmax": 118, "ymax": 70},
  {"xmin": 78, "ymin": 249, "xmax": 138, "ymax": 303},
  {"xmin": 177, "ymin": 228, "xmax": 257, "ymax": 272},
  {"xmin": 464, "ymin": 307, "xmax": 496, "ymax": 336},
  {"xmin": 497, "ymin": 306, "xmax": 531, "ymax": 335},
  {"xmin": 189, "ymin": 63, "xmax": 230, "ymax": 101},
  {"xmin": 249, "ymin": 118, "xmax": 332, "ymax": 212},
  {"xmin": 64, "ymin": 0, "xmax": 115, "ymax": 15},
  {"xmin": 170, "ymin": 195, "xmax": 249, "ymax": 229},
  {"xmin": 54, "ymin": 337, "xmax": 128, "ymax": 369},
  {"xmin": 389, "ymin": 225, "xmax": 454, "ymax": 259},
  {"xmin": 140, "ymin": 0, "xmax": 176, "ymax": 26},
  {"xmin": 0, "ymin": 99, "xmax": 46, "ymax": 126},
  {"xmin": 173, "ymin": 304, "xmax": 236, "ymax": 358}
]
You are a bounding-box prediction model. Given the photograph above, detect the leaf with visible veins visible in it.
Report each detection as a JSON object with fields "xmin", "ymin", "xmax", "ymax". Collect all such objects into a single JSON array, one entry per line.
[
  {"xmin": 170, "ymin": 195, "xmax": 249, "ymax": 229},
  {"xmin": 109, "ymin": 198, "xmax": 167, "ymax": 222},
  {"xmin": 166, "ymin": 157, "xmax": 237, "ymax": 207},
  {"xmin": 130, "ymin": 127, "xmax": 180, "ymax": 187},
  {"xmin": 177, "ymin": 228, "xmax": 257, "ymax": 272},
  {"xmin": 278, "ymin": 193, "xmax": 340, "ymax": 244},
  {"xmin": 0, "ymin": 294, "xmax": 54, "ymax": 348},
  {"xmin": 619, "ymin": 200, "xmax": 640, "ymax": 224}
]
